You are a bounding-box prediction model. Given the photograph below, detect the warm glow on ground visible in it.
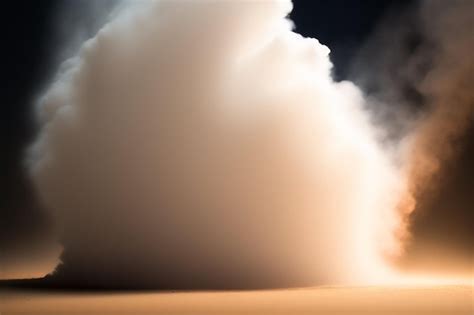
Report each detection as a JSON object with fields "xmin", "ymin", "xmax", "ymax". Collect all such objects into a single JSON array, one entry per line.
[{"xmin": 1, "ymin": 285, "xmax": 471, "ymax": 315}]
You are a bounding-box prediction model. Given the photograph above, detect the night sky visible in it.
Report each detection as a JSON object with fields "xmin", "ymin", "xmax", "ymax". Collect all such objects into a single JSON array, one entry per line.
[{"xmin": 1, "ymin": 0, "xmax": 472, "ymax": 278}]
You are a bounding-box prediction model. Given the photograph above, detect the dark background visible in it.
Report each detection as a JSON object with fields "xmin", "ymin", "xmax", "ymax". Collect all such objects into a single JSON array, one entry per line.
[{"xmin": 1, "ymin": 0, "xmax": 472, "ymax": 276}]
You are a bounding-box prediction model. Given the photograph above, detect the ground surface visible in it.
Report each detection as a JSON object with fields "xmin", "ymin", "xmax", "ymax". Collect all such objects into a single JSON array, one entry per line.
[{"xmin": 0, "ymin": 285, "xmax": 472, "ymax": 314}]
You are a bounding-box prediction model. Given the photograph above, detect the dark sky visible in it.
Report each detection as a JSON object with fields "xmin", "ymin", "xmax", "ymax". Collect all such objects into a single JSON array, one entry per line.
[
  {"xmin": 1, "ymin": 0, "xmax": 471, "ymax": 277},
  {"xmin": 1, "ymin": 2, "xmax": 58, "ymax": 249}
]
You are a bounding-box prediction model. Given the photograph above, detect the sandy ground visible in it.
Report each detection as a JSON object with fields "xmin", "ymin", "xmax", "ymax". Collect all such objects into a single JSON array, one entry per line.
[{"xmin": 0, "ymin": 285, "xmax": 472, "ymax": 315}]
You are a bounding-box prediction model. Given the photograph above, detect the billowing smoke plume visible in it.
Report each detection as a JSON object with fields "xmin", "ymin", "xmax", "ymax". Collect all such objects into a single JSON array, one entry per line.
[
  {"xmin": 29, "ymin": 0, "xmax": 407, "ymax": 288},
  {"xmin": 351, "ymin": 0, "xmax": 474, "ymax": 252}
]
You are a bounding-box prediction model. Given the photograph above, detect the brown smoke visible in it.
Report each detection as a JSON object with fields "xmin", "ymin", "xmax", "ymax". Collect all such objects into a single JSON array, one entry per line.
[
  {"xmin": 398, "ymin": 0, "xmax": 474, "ymax": 246},
  {"xmin": 351, "ymin": 0, "xmax": 474, "ymax": 255}
]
